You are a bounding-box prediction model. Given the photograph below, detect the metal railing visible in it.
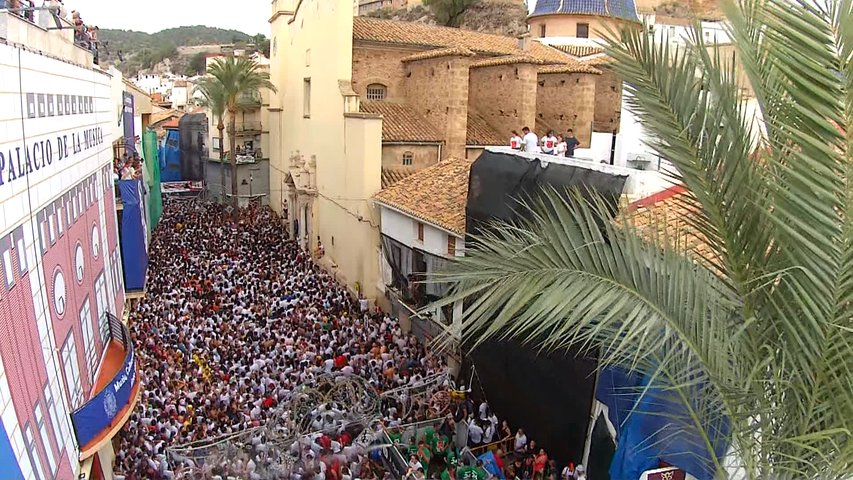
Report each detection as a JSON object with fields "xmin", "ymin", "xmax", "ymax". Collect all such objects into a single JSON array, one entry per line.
[
  {"xmin": 104, "ymin": 312, "xmax": 129, "ymax": 349},
  {"xmin": 234, "ymin": 121, "xmax": 262, "ymax": 133}
]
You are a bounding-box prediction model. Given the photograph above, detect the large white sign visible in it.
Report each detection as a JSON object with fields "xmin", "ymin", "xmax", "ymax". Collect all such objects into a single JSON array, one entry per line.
[{"xmin": 0, "ymin": 46, "xmax": 113, "ymax": 233}]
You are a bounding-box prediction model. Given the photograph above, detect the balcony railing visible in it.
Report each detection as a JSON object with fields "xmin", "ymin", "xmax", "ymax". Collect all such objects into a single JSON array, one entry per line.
[
  {"xmin": 71, "ymin": 312, "xmax": 139, "ymax": 459},
  {"xmin": 234, "ymin": 121, "xmax": 263, "ymax": 133}
]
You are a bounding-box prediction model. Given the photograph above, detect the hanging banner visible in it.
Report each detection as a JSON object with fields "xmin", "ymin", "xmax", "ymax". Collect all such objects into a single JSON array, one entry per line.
[
  {"xmin": 70, "ymin": 342, "xmax": 136, "ymax": 450},
  {"xmin": 122, "ymin": 91, "xmax": 136, "ymax": 155},
  {"xmin": 119, "ymin": 179, "xmax": 148, "ymax": 291}
]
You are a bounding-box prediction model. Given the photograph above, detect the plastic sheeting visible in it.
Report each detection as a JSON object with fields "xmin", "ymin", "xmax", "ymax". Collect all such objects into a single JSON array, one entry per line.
[
  {"xmin": 179, "ymin": 113, "xmax": 207, "ymax": 181},
  {"xmin": 142, "ymin": 130, "xmax": 163, "ymax": 230},
  {"xmin": 160, "ymin": 129, "xmax": 182, "ymax": 183},
  {"xmin": 598, "ymin": 368, "xmax": 730, "ymax": 480},
  {"xmin": 119, "ymin": 180, "xmax": 149, "ymax": 291},
  {"xmin": 462, "ymin": 151, "xmax": 628, "ymax": 468}
]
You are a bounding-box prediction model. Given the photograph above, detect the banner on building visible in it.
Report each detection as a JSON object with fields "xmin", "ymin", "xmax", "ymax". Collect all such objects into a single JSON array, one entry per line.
[
  {"xmin": 142, "ymin": 130, "xmax": 163, "ymax": 230},
  {"xmin": 122, "ymin": 91, "xmax": 136, "ymax": 155},
  {"xmin": 70, "ymin": 342, "xmax": 136, "ymax": 449},
  {"xmin": 119, "ymin": 180, "xmax": 149, "ymax": 291}
]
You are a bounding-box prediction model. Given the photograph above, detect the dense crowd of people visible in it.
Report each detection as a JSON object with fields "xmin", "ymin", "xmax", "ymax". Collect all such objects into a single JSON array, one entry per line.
[
  {"xmin": 111, "ymin": 198, "xmax": 588, "ymax": 479},
  {"xmin": 114, "ymin": 200, "xmax": 449, "ymax": 479}
]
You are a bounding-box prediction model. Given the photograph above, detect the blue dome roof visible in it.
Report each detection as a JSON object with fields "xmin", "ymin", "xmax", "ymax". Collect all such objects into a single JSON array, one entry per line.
[{"xmin": 530, "ymin": 0, "xmax": 640, "ymax": 22}]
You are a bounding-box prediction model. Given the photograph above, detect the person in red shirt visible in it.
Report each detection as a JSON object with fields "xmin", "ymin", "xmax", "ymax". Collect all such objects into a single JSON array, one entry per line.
[{"xmin": 533, "ymin": 448, "xmax": 548, "ymax": 479}]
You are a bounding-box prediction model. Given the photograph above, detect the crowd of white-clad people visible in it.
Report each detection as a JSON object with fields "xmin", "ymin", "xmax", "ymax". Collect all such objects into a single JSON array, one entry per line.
[{"xmin": 114, "ymin": 200, "xmax": 449, "ymax": 479}]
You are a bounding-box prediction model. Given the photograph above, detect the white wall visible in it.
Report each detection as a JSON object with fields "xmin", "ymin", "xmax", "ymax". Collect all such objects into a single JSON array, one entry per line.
[{"xmin": 380, "ymin": 206, "xmax": 463, "ymax": 259}]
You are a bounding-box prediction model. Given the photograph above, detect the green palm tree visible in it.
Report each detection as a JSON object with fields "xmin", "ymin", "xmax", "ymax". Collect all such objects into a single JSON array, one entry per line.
[
  {"xmin": 435, "ymin": 0, "xmax": 853, "ymax": 477},
  {"xmin": 194, "ymin": 77, "xmax": 227, "ymax": 201},
  {"xmin": 206, "ymin": 56, "xmax": 276, "ymax": 214}
]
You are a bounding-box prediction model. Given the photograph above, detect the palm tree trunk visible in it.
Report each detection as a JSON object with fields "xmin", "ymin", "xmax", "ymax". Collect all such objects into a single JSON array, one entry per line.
[
  {"xmin": 229, "ymin": 111, "xmax": 238, "ymax": 221},
  {"xmin": 218, "ymin": 122, "xmax": 225, "ymax": 204}
]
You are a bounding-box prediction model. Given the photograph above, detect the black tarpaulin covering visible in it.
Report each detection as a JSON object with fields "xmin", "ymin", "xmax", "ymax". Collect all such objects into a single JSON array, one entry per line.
[
  {"xmin": 465, "ymin": 151, "xmax": 627, "ymax": 236},
  {"xmin": 179, "ymin": 114, "xmax": 208, "ymax": 181},
  {"xmin": 462, "ymin": 150, "xmax": 628, "ymax": 467}
]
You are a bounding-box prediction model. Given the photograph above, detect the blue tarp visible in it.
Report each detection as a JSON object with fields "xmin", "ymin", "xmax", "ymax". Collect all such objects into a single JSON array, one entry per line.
[
  {"xmin": 477, "ymin": 451, "xmax": 505, "ymax": 480},
  {"xmin": 160, "ymin": 129, "xmax": 182, "ymax": 182},
  {"xmin": 598, "ymin": 367, "xmax": 730, "ymax": 480},
  {"xmin": 119, "ymin": 180, "xmax": 149, "ymax": 291}
]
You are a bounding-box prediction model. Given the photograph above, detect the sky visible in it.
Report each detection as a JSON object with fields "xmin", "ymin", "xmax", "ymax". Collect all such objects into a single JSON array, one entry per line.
[{"xmin": 66, "ymin": 0, "xmax": 272, "ymax": 35}]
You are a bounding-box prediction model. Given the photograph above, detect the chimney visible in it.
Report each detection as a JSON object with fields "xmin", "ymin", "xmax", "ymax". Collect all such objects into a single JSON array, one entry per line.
[{"xmin": 517, "ymin": 33, "xmax": 532, "ymax": 52}]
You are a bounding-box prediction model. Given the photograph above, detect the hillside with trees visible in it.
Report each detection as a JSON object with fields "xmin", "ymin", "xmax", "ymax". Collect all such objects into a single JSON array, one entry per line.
[{"xmin": 98, "ymin": 26, "xmax": 264, "ymax": 77}]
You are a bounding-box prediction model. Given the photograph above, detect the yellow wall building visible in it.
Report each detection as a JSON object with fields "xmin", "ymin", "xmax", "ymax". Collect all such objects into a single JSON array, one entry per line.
[{"xmin": 268, "ymin": 0, "xmax": 385, "ymax": 300}]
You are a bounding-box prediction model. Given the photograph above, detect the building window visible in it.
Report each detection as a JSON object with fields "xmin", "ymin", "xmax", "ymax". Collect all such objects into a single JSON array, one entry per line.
[
  {"xmin": 417, "ymin": 222, "xmax": 424, "ymax": 242},
  {"xmin": 43, "ymin": 383, "xmax": 67, "ymax": 457},
  {"xmin": 24, "ymin": 425, "xmax": 47, "ymax": 480},
  {"xmin": 34, "ymin": 404, "xmax": 57, "ymax": 475},
  {"xmin": 577, "ymin": 23, "xmax": 590, "ymax": 38},
  {"xmin": 303, "ymin": 78, "xmax": 311, "ymax": 118},
  {"xmin": 3, "ymin": 250, "xmax": 14, "ymax": 288},
  {"xmin": 95, "ymin": 272, "xmax": 110, "ymax": 343},
  {"xmin": 402, "ymin": 151, "xmax": 414, "ymax": 166},
  {"xmin": 61, "ymin": 333, "xmax": 83, "ymax": 408},
  {"xmin": 212, "ymin": 137, "xmax": 221, "ymax": 151},
  {"xmin": 447, "ymin": 236, "xmax": 456, "ymax": 256},
  {"xmin": 80, "ymin": 298, "xmax": 97, "ymax": 383},
  {"xmin": 539, "ymin": 24, "xmax": 546, "ymax": 38},
  {"xmin": 366, "ymin": 83, "xmax": 387, "ymax": 100}
]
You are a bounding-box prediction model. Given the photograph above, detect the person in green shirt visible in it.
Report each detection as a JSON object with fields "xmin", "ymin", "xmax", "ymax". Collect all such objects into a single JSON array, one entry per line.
[
  {"xmin": 441, "ymin": 465, "xmax": 457, "ymax": 480},
  {"xmin": 473, "ymin": 459, "xmax": 489, "ymax": 480}
]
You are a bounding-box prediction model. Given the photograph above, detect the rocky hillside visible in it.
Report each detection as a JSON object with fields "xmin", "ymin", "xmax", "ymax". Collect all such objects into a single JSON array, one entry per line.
[
  {"xmin": 366, "ymin": 1, "xmax": 529, "ymax": 37},
  {"xmin": 98, "ymin": 26, "xmax": 255, "ymax": 77}
]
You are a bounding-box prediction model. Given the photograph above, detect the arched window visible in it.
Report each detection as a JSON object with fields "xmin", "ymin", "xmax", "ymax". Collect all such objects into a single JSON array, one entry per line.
[
  {"xmin": 402, "ymin": 151, "xmax": 414, "ymax": 166},
  {"xmin": 366, "ymin": 83, "xmax": 387, "ymax": 100}
]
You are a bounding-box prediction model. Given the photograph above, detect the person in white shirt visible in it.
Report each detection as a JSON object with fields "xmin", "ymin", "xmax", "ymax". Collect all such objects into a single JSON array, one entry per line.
[
  {"xmin": 555, "ymin": 134, "xmax": 568, "ymax": 157},
  {"xmin": 510, "ymin": 130, "xmax": 523, "ymax": 150},
  {"xmin": 467, "ymin": 419, "xmax": 484, "ymax": 446},
  {"xmin": 514, "ymin": 428, "xmax": 528, "ymax": 453},
  {"xmin": 521, "ymin": 127, "xmax": 540, "ymax": 153},
  {"xmin": 541, "ymin": 130, "xmax": 558, "ymax": 154}
]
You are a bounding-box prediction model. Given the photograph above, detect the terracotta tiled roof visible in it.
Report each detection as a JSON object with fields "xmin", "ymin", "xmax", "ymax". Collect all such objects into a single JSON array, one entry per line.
[
  {"xmin": 538, "ymin": 63, "xmax": 603, "ymax": 74},
  {"xmin": 552, "ymin": 44, "xmax": 606, "ymax": 58},
  {"xmin": 382, "ymin": 168, "xmax": 417, "ymax": 189},
  {"xmin": 150, "ymin": 109, "xmax": 183, "ymax": 126},
  {"xmin": 360, "ymin": 100, "xmax": 443, "ymax": 143},
  {"xmin": 467, "ymin": 110, "xmax": 506, "ymax": 146},
  {"xmin": 582, "ymin": 54, "xmax": 613, "ymax": 66},
  {"xmin": 353, "ymin": 17, "xmax": 591, "ymax": 68},
  {"xmin": 401, "ymin": 46, "xmax": 476, "ymax": 62},
  {"xmin": 624, "ymin": 185, "xmax": 716, "ymax": 263},
  {"xmin": 470, "ymin": 55, "xmax": 549, "ymax": 68},
  {"xmin": 374, "ymin": 157, "xmax": 473, "ymax": 235}
]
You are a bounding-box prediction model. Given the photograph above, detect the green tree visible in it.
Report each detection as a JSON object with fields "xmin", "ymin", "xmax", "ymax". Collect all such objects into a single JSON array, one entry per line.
[
  {"xmin": 193, "ymin": 78, "xmax": 227, "ymax": 202},
  {"xmin": 187, "ymin": 52, "xmax": 207, "ymax": 76},
  {"xmin": 205, "ymin": 57, "xmax": 276, "ymax": 215},
  {"xmin": 253, "ymin": 34, "xmax": 272, "ymax": 58},
  {"xmin": 423, "ymin": 0, "xmax": 477, "ymax": 27},
  {"xmin": 435, "ymin": 0, "xmax": 853, "ymax": 478}
]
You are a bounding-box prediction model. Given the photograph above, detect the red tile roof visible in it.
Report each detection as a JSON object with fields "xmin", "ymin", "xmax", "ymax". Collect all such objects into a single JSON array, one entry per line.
[{"xmin": 360, "ymin": 100, "xmax": 443, "ymax": 143}]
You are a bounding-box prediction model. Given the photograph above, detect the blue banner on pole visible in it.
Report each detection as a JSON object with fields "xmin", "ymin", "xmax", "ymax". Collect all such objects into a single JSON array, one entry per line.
[
  {"xmin": 70, "ymin": 345, "xmax": 136, "ymax": 448},
  {"xmin": 119, "ymin": 180, "xmax": 148, "ymax": 291}
]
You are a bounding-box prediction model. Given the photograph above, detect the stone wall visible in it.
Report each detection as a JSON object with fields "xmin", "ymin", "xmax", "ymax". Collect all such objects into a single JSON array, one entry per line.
[
  {"xmin": 536, "ymin": 72, "xmax": 597, "ymax": 144},
  {"xmin": 381, "ymin": 144, "xmax": 441, "ymax": 170},
  {"xmin": 468, "ymin": 63, "xmax": 538, "ymax": 137},
  {"xmin": 352, "ymin": 44, "xmax": 414, "ymax": 102},
  {"xmin": 404, "ymin": 55, "xmax": 471, "ymax": 159},
  {"xmin": 594, "ymin": 70, "xmax": 622, "ymax": 133}
]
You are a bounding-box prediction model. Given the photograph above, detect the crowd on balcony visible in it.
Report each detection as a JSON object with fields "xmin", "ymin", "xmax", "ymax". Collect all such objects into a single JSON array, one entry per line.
[
  {"xmin": 3, "ymin": 0, "xmax": 101, "ymax": 62},
  {"xmin": 114, "ymin": 153, "xmax": 143, "ymax": 181}
]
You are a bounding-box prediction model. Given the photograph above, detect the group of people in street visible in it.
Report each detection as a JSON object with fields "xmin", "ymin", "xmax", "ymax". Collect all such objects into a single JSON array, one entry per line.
[{"xmin": 509, "ymin": 128, "xmax": 581, "ymax": 157}]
